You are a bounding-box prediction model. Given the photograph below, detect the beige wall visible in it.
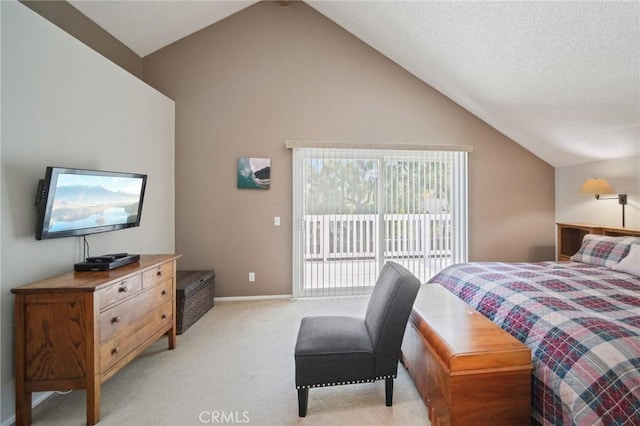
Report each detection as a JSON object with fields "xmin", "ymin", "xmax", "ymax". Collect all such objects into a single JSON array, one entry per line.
[
  {"xmin": 20, "ymin": 0, "xmax": 143, "ymax": 78},
  {"xmin": 143, "ymin": 2, "xmax": 555, "ymax": 297}
]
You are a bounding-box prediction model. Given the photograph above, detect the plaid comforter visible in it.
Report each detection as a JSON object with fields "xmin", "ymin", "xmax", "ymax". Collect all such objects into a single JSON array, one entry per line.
[{"xmin": 427, "ymin": 261, "xmax": 640, "ymax": 426}]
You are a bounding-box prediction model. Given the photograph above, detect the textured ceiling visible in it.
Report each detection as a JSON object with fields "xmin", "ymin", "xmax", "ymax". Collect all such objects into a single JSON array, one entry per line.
[
  {"xmin": 68, "ymin": 1, "xmax": 640, "ymax": 168},
  {"xmin": 69, "ymin": 0, "xmax": 258, "ymax": 57}
]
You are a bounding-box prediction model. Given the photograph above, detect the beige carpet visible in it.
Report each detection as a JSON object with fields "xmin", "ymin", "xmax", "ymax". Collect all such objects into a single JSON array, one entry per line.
[{"xmin": 30, "ymin": 297, "xmax": 430, "ymax": 426}]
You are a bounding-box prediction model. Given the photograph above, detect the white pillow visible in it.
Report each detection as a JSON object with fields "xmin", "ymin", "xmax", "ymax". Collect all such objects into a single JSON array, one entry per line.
[{"xmin": 612, "ymin": 244, "xmax": 640, "ymax": 277}]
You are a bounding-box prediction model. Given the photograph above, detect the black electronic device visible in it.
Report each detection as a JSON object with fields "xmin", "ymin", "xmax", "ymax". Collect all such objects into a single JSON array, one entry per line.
[
  {"xmin": 105, "ymin": 252, "xmax": 129, "ymax": 259},
  {"xmin": 86, "ymin": 256, "xmax": 117, "ymax": 262},
  {"xmin": 74, "ymin": 254, "xmax": 141, "ymax": 271},
  {"xmin": 85, "ymin": 253, "xmax": 129, "ymax": 262},
  {"xmin": 35, "ymin": 167, "xmax": 147, "ymax": 240}
]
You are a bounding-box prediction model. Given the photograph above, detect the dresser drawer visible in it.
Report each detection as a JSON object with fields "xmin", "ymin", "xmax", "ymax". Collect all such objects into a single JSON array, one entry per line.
[
  {"xmin": 100, "ymin": 278, "xmax": 174, "ymax": 342},
  {"xmin": 98, "ymin": 275, "xmax": 143, "ymax": 309},
  {"xmin": 100, "ymin": 300, "xmax": 173, "ymax": 374},
  {"xmin": 143, "ymin": 261, "xmax": 174, "ymax": 288}
]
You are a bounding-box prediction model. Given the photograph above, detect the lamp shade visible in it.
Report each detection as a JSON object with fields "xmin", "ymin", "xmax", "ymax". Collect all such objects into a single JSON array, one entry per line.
[{"xmin": 579, "ymin": 178, "xmax": 614, "ymax": 195}]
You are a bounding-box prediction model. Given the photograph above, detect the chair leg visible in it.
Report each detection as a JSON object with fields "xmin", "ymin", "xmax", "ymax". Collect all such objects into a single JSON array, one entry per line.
[
  {"xmin": 298, "ymin": 388, "xmax": 309, "ymax": 417},
  {"xmin": 385, "ymin": 377, "xmax": 394, "ymax": 406}
]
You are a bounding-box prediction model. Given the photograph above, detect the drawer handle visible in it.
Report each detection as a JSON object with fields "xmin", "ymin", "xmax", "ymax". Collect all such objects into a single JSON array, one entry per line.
[
  {"xmin": 111, "ymin": 316, "xmax": 121, "ymax": 324},
  {"xmin": 162, "ymin": 313, "xmax": 168, "ymax": 320},
  {"xmin": 161, "ymin": 290, "xmax": 167, "ymax": 296},
  {"xmin": 118, "ymin": 286, "xmax": 128, "ymax": 293},
  {"xmin": 156, "ymin": 270, "xmax": 163, "ymax": 277},
  {"xmin": 111, "ymin": 347, "xmax": 120, "ymax": 355}
]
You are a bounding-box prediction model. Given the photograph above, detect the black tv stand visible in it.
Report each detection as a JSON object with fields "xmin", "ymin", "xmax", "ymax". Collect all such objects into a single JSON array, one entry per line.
[{"xmin": 74, "ymin": 254, "xmax": 141, "ymax": 271}]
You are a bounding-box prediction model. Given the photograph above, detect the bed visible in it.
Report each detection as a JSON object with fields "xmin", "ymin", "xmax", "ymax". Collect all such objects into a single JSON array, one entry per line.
[{"xmin": 426, "ymin": 234, "xmax": 640, "ymax": 425}]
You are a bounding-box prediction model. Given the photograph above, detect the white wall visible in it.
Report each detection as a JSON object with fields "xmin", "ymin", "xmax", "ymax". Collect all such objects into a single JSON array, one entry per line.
[
  {"xmin": 0, "ymin": 2, "xmax": 175, "ymax": 424},
  {"xmin": 556, "ymin": 156, "xmax": 640, "ymax": 229}
]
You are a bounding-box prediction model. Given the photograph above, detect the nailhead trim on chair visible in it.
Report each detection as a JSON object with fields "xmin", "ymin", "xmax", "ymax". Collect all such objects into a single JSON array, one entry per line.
[{"xmin": 296, "ymin": 374, "xmax": 396, "ymax": 389}]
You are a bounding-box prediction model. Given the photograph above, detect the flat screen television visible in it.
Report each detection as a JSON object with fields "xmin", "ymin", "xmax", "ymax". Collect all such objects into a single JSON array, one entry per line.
[{"xmin": 35, "ymin": 167, "xmax": 147, "ymax": 240}]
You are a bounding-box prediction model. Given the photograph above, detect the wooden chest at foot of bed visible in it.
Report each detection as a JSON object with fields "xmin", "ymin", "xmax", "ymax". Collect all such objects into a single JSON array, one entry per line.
[{"xmin": 401, "ymin": 284, "xmax": 532, "ymax": 426}]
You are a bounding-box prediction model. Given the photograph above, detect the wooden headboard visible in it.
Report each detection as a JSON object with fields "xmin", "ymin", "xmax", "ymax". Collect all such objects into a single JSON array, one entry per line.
[{"xmin": 557, "ymin": 223, "xmax": 640, "ymax": 260}]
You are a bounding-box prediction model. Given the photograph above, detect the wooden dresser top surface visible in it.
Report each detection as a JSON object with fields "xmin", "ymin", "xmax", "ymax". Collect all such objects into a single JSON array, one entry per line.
[
  {"xmin": 11, "ymin": 254, "xmax": 181, "ymax": 294},
  {"xmin": 410, "ymin": 284, "xmax": 531, "ymax": 374}
]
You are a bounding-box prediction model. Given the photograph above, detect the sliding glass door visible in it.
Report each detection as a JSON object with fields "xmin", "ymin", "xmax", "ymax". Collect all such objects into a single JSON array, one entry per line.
[{"xmin": 292, "ymin": 147, "xmax": 467, "ymax": 298}]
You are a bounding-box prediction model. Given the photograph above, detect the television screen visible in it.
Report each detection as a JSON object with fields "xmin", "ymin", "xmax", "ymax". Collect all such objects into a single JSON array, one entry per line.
[{"xmin": 36, "ymin": 167, "xmax": 147, "ymax": 240}]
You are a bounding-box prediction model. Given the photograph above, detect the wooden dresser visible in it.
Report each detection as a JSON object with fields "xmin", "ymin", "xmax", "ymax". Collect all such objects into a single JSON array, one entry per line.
[
  {"xmin": 12, "ymin": 254, "xmax": 181, "ymax": 425},
  {"xmin": 556, "ymin": 223, "xmax": 640, "ymax": 260},
  {"xmin": 401, "ymin": 284, "xmax": 532, "ymax": 426}
]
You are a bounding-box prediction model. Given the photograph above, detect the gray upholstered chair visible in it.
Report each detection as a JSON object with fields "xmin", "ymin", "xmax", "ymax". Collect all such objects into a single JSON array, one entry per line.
[{"xmin": 294, "ymin": 261, "xmax": 421, "ymax": 417}]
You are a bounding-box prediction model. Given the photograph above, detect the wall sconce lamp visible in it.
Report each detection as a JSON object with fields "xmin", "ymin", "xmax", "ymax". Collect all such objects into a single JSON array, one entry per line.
[{"xmin": 579, "ymin": 178, "xmax": 628, "ymax": 227}]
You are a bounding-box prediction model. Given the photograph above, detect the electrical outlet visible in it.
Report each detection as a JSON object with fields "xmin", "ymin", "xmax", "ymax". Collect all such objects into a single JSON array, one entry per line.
[
  {"xmin": 249, "ymin": 272, "xmax": 255, "ymax": 282},
  {"xmin": 274, "ymin": 216, "xmax": 280, "ymax": 226}
]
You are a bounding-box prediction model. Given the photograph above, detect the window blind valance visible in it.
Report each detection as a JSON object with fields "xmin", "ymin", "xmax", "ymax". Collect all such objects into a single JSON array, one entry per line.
[{"xmin": 285, "ymin": 140, "xmax": 473, "ymax": 152}]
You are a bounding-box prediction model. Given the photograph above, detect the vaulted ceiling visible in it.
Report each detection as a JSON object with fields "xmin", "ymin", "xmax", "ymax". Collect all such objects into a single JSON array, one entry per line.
[{"xmin": 68, "ymin": 0, "xmax": 640, "ymax": 168}]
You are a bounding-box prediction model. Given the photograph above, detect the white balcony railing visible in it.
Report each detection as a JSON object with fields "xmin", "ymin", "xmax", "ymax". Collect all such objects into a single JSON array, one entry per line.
[{"xmin": 303, "ymin": 214, "xmax": 451, "ymax": 261}]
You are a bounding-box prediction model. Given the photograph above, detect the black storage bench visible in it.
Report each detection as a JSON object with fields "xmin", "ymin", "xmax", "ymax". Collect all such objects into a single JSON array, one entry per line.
[{"xmin": 176, "ymin": 270, "xmax": 215, "ymax": 334}]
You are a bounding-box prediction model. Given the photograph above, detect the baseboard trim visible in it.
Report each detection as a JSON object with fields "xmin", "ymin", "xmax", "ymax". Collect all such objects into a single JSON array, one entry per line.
[
  {"xmin": 1, "ymin": 391, "xmax": 54, "ymax": 426},
  {"xmin": 214, "ymin": 294, "xmax": 292, "ymax": 303}
]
